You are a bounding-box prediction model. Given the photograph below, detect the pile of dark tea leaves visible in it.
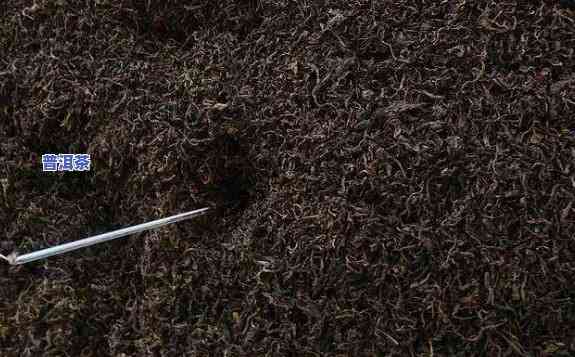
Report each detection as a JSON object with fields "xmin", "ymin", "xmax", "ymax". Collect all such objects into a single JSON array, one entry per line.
[{"xmin": 0, "ymin": 0, "xmax": 574, "ymax": 356}]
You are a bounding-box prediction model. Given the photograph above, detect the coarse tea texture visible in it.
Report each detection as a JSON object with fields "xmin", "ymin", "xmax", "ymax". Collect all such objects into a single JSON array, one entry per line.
[{"xmin": 0, "ymin": 0, "xmax": 574, "ymax": 356}]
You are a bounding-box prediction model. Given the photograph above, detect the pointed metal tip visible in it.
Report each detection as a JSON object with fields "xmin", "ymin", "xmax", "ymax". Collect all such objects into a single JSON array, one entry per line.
[{"xmin": 7, "ymin": 207, "xmax": 211, "ymax": 265}]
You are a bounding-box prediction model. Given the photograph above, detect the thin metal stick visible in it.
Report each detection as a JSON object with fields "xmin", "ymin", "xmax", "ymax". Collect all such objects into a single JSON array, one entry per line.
[{"xmin": 3, "ymin": 207, "xmax": 210, "ymax": 265}]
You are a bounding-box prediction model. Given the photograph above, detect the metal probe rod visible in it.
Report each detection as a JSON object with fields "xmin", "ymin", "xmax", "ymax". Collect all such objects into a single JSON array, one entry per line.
[{"xmin": 0, "ymin": 207, "xmax": 210, "ymax": 265}]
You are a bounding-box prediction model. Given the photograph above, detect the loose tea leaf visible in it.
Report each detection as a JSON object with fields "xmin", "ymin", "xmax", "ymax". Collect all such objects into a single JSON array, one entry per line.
[{"xmin": 0, "ymin": 0, "xmax": 574, "ymax": 356}]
